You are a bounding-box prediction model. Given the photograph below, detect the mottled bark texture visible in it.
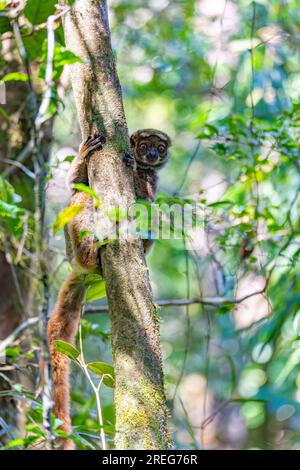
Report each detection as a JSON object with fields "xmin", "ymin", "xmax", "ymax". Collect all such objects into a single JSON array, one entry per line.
[
  {"xmin": 0, "ymin": 49, "xmax": 52, "ymax": 441},
  {"xmin": 62, "ymin": 0, "xmax": 170, "ymax": 449}
]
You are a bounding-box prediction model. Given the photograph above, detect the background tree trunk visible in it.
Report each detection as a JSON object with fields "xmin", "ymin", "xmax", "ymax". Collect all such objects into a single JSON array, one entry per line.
[
  {"xmin": 0, "ymin": 50, "xmax": 53, "ymax": 442},
  {"xmin": 62, "ymin": 0, "xmax": 170, "ymax": 449}
]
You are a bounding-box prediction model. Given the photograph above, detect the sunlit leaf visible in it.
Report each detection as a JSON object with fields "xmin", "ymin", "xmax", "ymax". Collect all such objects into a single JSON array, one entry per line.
[
  {"xmin": 0, "ymin": 200, "xmax": 24, "ymax": 219},
  {"xmin": 3, "ymin": 72, "xmax": 28, "ymax": 82},
  {"xmin": 73, "ymin": 183, "xmax": 102, "ymax": 203},
  {"xmin": 52, "ymin": 205, "xmax": 84, "ymax": 233},
  {"xmin": 87, "ymin": 361, "xmax": 115, "ymax": 387},
  {"xmin": 52, "ymin": 340, "xmax": 80, "ymax": 362},
  {"xmin": 85, "ymin": 275, "xmax": 106, "ymax": 302}
]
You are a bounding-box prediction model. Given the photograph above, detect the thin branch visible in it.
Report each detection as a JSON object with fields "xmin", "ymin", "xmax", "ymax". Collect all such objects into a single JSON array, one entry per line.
[
  {"xmin": 2, "ymin": 141, "xmax": 34, "ymax": 178},
  {"xmin": 0, "ymin": 316, "xmax": 39, "ymax": 355},
  {"xmin": 199, "ymin": 399, "xmax": 231, "ymax": 431},
  {"xmin": 12, "ymin": 15, "xmax": 54, "ymax": 449},
  {"xmin": 84, "ymin": 288, "xmax": 267, "ymax": 314},
  {"xmin": 173, "ymin": 242, "xmax": 191, "ymax": 401},
  {"xmin": 35, "ymin": 8, "xmax": 70, "ymax": 129},
  {"xmin": 0, "ymin": 158, "xmax": 35, "ymax": 179},
  {"xmin": 78, "ymin": 317, "xmax": 106, "ymax": 450}
]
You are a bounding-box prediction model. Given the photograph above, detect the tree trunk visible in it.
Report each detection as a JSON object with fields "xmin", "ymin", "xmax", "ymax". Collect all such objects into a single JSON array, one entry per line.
[
  {"xmin": 0, "ymin": 46, "xmax": 53, "ymax": 442},
  {"xmin": 62, "ymin": 0, "xmax": 170, "ymax": 449}
]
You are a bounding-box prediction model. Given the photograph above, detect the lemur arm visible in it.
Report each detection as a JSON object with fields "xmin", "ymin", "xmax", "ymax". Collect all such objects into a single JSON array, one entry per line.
[{"xmin": 67, "ymin": 133, "xmax": 106, "ymax": 190}]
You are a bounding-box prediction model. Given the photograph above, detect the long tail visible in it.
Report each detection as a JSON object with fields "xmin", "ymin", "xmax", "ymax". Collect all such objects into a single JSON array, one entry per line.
[{"xmin": 48, "ymin": 272, "xmax": 86, "ymax": 450}]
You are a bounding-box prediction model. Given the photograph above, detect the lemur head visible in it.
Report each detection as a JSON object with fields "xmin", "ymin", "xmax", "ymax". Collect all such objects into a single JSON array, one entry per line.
[{"xmin": 130, "ymin": 128, "xmax": 172, "ymax": 168}]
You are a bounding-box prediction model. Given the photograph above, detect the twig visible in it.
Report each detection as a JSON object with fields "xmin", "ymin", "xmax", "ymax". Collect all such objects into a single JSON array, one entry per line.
[
  {"xmin": 78, "ymin": 317, "xmax": 106, "ymax": 450},
  {"xmin": 178, "ymin": 397, "xmax": 199, "ymax": 449},
  {"xmin": 2, "ymin": 141, "xmax": 34, "ymax": 178},
  {"xmin": 173, "ymin": 241, "xmax": 191, "ymax": 401},
  {"xmin": 0, "ymin": 158, "xmax": 34, "ymax": 179},
  {"xmin": 12, "ymin": 16, "xmax": 53, "ymax": 449},
  {"xmin": 173, "ymin": 141, "xmax": 201, "ymax": 196},
  {"xmin": 199, "ymin": 400, "xmax": 231, "ymax": 430},
  {"xmin": 35, "ymin": 8, "xmax": 70, "ymax": 129},
  {"xmin": 0, "ymin": 316, "xmax": 39, "ymax": 355},
  {"xmin": 34, "ymin": 15, "xmax": 56, "ymax": 130},
  {"xmin": 84, "ymin": 288, "xmax": 267, "ymax": 314}
]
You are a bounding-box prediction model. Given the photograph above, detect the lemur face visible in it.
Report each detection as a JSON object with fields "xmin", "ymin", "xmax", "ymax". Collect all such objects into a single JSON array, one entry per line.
[{"xmin": 130, "ymin": 129, "xmax": 172, "ymax": 168}]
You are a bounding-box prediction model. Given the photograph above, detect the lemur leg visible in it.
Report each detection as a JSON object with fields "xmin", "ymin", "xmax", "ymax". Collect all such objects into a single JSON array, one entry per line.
[
  {"xmin": 68, "ymin": 199, "xmax": 101, "ymax": 274},
  {"xmin": 48, "ymin": 272, "xmax": 86, "ymax": 450},
  {"xmin": 67, "ymin": 133, "xmax": 106, "ymax": 190},
  {"xmin": 67, "ymin": 132, "xmax": 106, "ymax": 274}
]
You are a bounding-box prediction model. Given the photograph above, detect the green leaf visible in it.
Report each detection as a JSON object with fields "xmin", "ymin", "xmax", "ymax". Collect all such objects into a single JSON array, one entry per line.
[
  {"xmin": 87, "ymin": 361, "xmax": 114, "ymax": 376},
  {"xmin": 23, "ymin": 29, "xmax": 47, "ymax": 61},
  {"xmin": 52, "ymin": 204, "xmax": 84, "ymax": 233},
  {"xmin": 196, "ymin": 123, "xmax": 218, "ymax": 139},
  {"xmin": 81, "ymin": 318, "xmax": 110, "ymax": 340},
  {"xmin": 218, "ymin": 302, "xmax": 235, "ymax": 315},
  {"xmin": 53, "ymin": 47, "xmax": 83, "ymax": 68},
  {"xmin": 102, "ymin": 375, "xmax": 115, "ymax": 388},
  {"xmin": 0, "ymin": 200, "xmax": 24, "ymax": 219},
  {"xmin": 25, "ymin": 425, "xmax": 45, "ymax": 437},
  {"xmin": 5, "ymin": 346, "xmax": 20, "ymax": 358},
  {"xmin": 5, "ymin": 439, "xmax": 24, "ymax": 449},
  {"xmin": 73, "ymin": 183, "xmax": 102, "ymax": 203},
  {"xmin": 55, "ymin": 24, "xmax": 65, "ymax": 46},
  {"xmin": 13, "ymin": 383, "xmax": 22, "ymax": 392},
  {"xmin": 79, "ymin": 229, "xmax": 91, "ymax": 240},
  {"xmin": 0, "ymin": 16, "xmax": 11, "ymax": 34},
  {"xmin": 52, "ymin": 340, "xmax": 80, "ymax": 362},
  {"xmin": 0, "ymin": 176, "xmax": 15, "ymax": 203},
  {"xmin": 85, "ymin": 277, "xmax": 106, "ymax": 302},
  {"xmin": 87, "ymin": 361, "xmax": 115, "ymax": 388},
  {"xmin": 63, "ymin": 155, "xmax": 75, "ymax": 163},
  {"xmin": 24, "ymin": 0, "xmax": 57, "ymax": 25},
  {"xmin": 2, "ymin": 72, "xmax": 28, "ymax": 82},
  {"xmin": 39, "ymin": 44, "xmax": 83, "ymax": 81},
  {"xmin": 208, "ymin": 200, "xmax": 233, "ymax": 207}
]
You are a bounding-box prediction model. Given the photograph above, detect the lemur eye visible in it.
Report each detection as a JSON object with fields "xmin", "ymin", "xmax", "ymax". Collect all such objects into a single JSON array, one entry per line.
[
  {"xmin": 158, "ymin": 144, "xmax": 166, "ymax": 154},
  {"xmin": 139, "ymin": 143, "xmax": 147, "ymax": 152}
]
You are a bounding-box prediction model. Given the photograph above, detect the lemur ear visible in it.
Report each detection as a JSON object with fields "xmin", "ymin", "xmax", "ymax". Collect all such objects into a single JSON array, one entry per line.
[{"xmin": 130, "ymin": 132, "xmax": 138, "ymax": 147}]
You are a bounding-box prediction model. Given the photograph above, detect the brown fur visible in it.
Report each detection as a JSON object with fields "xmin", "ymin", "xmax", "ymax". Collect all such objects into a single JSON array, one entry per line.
[
  {"xmin": 48, "ymin": 273, "xmax": 86, "ymax": 450},
  {"xmin": 48, "ymin": 130, "xmax": 171, "ymax": 450},
  {"xmin": 130, "ymin": 129, "xmax": 171, "ymax": 203}
]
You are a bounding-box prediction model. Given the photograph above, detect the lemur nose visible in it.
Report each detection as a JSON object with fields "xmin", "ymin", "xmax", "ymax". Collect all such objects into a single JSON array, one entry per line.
[{"xmin": 148, "ymin": 148, "xmax": 158, "ymax": 159}]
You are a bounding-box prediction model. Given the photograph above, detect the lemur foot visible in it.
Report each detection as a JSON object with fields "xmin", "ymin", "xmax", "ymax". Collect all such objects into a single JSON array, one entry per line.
[
  {"xmin": 123, "ymin": 151, "xmax": 136, "ymax": 170},
  {"xmin": 79, "ymin": 132, "xmax": 106, "ymax": 158}
]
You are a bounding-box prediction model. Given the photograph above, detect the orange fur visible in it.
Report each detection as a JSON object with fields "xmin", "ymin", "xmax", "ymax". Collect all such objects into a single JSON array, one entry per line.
[{"xmin": 48, "ymin": 273, "xmax": 86, "ymax": 450}]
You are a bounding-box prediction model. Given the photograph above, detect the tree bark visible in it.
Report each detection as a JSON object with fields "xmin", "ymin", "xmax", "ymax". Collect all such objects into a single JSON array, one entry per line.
[
  {"xmin": 62, "ymin": 0, "xmax": 170, "ymax": 449},
  {"xmin": 0, "ymin": 47, "xmax": 53, "ymax": 442}
]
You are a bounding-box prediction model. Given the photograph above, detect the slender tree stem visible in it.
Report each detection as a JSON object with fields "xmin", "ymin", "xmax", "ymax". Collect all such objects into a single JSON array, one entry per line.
[{"xmin": 62, "ymin": 0, "xmax": 170, "ymax": 449}]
